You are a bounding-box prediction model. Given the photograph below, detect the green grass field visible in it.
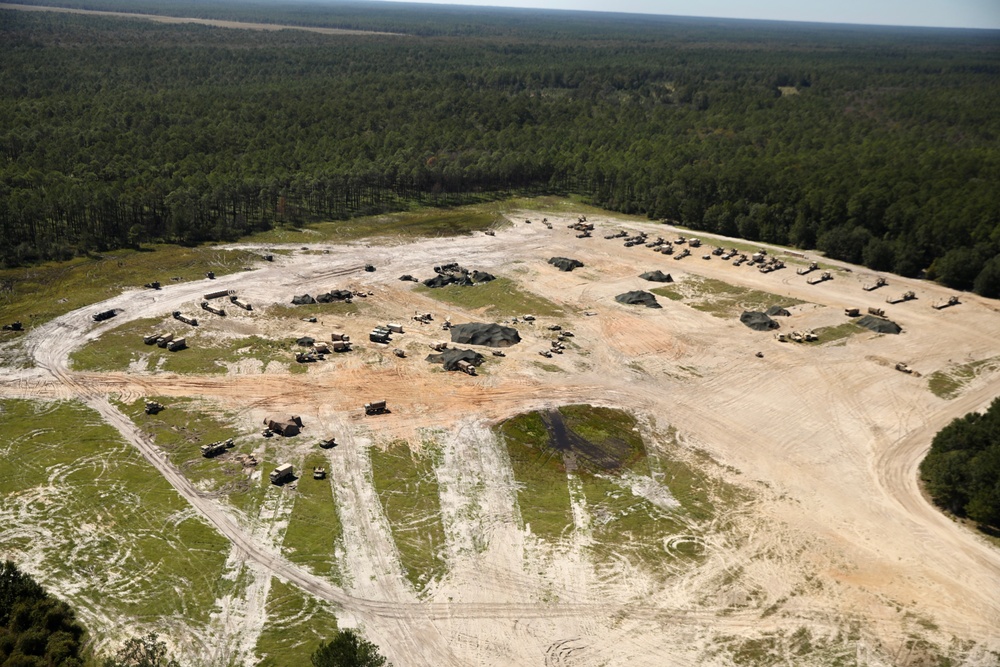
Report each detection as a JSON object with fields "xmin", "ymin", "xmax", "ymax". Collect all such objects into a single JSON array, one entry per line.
[
  {"xmin": 70, "ymin": 320, "xmax": 305, "ymax": 376},
  {"xmin": 413, "ymin": 277, "xmax": 564, "ymax": 319},
  {"xmin": 0, "ymin": 399, "xmax": 231, "ymax": 626},
  {"xmin": 369, "ymin": 441, "xmax": 448, "ymax": 594},
  {"xmin": 281, "ymin": 453, "xmax": 344, "ymax": 584},
  {"xmin": 253, "ymin": 578, "xmax": 339, "ymax": 667},
  {"xmin": 927, "ymin": 356, "xmax": 1000, "ymax": 399},
  {"xmin": 0, "ymin": 246, "xmax": 260, "ymax": 330}
]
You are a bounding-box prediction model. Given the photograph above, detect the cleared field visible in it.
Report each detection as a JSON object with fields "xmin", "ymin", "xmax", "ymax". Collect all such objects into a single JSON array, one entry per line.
[
  {"xmin": 0, "ymin": 399, "xmax": 231, "ymax": 630},
  {"xmin": 1, "ymin": 200, "xmax": 998, "ymax": 667}
]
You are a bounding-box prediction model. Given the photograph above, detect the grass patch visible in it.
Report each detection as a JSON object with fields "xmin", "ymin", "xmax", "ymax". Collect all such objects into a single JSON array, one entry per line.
[
  {"xmin": 254, "ymin": 577, "xmax": 339, "ymax": 667},
  {"xmin": 665, "ymin": 276, "xmax": 802, "ymax": 318},
  {"xmin": 70, "ymin": 319, "xmax": 304, "ymax": 375},
  {"xmin": 534, "ymin": 362, "xmax": 564, "ymax": 373},
  {"xmin": 0, "ymin": 399, "xmax": 230, "ymax": 626},
  {"xmin": 413, "ymin": 277, "xmax": 563, "ymax": 318},
  {"xmin": 119, "ymin": 396, "xmax": 265, "ymax": 511},
  {"xmin": 650, "ymin": 287, "xmax": 685, "ymax": 301},
  {"xmin": 264, "ymin": 301, "xmax": 361, "ymax": 322},
  {"xmin": 927, "ymin": 356, "xmax": 1000, "ymax": 399},
  {"xmin": 809, "ymin": 321, "xmax": 865, "ymax": 345},
  {"xmin": 497, "ymin": 412, "xmax": 574, "ymax": 541},
  {"xmin": 250, "ymin": 202, "xmax": 510, "ymax": 245},
  {"xmin": 369, "ymin": 441, "xmax": 447, "ymax": 594},
  {"xmin": 0, "ymin": 246, "xmax": 260, "ymax": 331},
  {"xmin": 281, "ymin": 453, "xmax": 343, "ymax": 584}
]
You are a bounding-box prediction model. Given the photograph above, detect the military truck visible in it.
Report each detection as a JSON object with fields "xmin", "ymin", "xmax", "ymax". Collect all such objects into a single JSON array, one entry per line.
[
  {"xmin": 269, "ymin": 464, "xmax": 294, "ymax": 484},
  {"xmin": 92, "ymin": 309, "xmax": 118, "ymax": 322},
  {"xmin": 863, "ymin": 277, "xmax": 888, "ymax": 291},
  {"xmin": 886, "ymin": 291, "xmax": 916, "ymax": 304},
  {"xmin": 806, "ymin": 271, "xmax": 832, "ymax": 285},
  {"xmin": 868, "ymin": 307, "xmax": 886, "ymax": 317},
  {"xmin": 156, "ymin": 334, "xmax": 175, "ymax": 348},
  {"xmin": 313, "ymin": 467, "xmax": 326, "ymax": 480},
  {"xmin": 364, "ymin": 400, "xmax": 388, "ymax": 416},
  {"xmin": 844, "ymin": 308, "xmax": 860, "ymax": 317},
  {"xmin": 144, "ymin": 332, "xmax": 164, "ymax": 345},
  {"xmin": 330, "ymin": 332, "xmax": 350, "ymax": 342},
  {"xmin": 204, "ymin": 289, "xmax": 232, "ymax": 300},
  {"xmin": 456, "ymin": 360, "xmax": 477, "ymax": 376},
  {"xmin": 144, "ymin": 401, "xmax": 164, "ymax": 415},
  {"xmin": 166, "ymin": 338, "xmax": 187, "ymax": 352},
  {"xmin": 2, "ymin": 321, "xmax": 23, "ymax": 331},
  {"xmin": 932, "ymin": 296, "xmax": 961, "ymax": 310},
  {"xmin": 393, "ymin": 348, "xmax": 406, "ymax": 358},
  {"xmin": 369, "ymin": 328, "xmax": 391, "ymax": 344},
  {"xmin": 201, "ymin": 438, "xmax": 234, "ymax": 458},
  {"xmin": 332, "ymin": 341, "xmax": 352, "ymax": 353},
  {"xmin": 797, "ymin": 261, "xmax": 819, "ymax": 275}
]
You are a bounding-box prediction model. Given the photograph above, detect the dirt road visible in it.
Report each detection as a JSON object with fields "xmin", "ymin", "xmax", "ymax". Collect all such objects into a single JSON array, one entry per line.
[{"xmin": 4, "ymin": 212, "xmax": 999, "ymax": 665}]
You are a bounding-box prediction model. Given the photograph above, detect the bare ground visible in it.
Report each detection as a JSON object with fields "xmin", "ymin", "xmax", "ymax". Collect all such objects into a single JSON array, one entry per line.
[{"xmin": 2, "ymin": 211, "xmax": 999, "ymax": 665}]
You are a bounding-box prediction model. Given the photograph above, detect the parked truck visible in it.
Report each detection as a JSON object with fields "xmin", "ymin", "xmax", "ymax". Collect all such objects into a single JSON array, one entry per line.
[
  {"xmin": 200, "ymin": 438, "xmax": 234, "ymax": 458},
  {"xmin": 269, "ymin": 464, "xmax": 294, "ymax": 484},
  {"xmin": 364, "ymin": 400, "xmax": 388, "ymax": 416}
]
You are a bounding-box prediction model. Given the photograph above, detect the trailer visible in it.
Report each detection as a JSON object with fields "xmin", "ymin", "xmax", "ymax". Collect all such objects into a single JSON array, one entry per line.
[
  {"xmin": 806, "ymin": 271, "xmax": 832, "ymax": 285},
  {"xmin": 229, "ymin": 295, "xmax": 253, "ymax": 311},
  {"xmin": 886, "ymin": 291, "xmax": 916, "ymax": 304},
  {"xmin": 172, "ymin": 311, "xmax": 199, "ymax": 327},
  {"xmin": 863, "ymin": 277, "xmax": 888, "ymax": 292},
  {"xmin": 932, "ymin": 296, "xmax": 961, "ymax": 310},
  {"xmin": 201, "ymin": 301, "xmax": 226, "ymax": 316},
  {"xmin": 269, "ymin": 463, "xmax": 294, "ymax": 484},
  {"xmin": 204, "ymin": 289, "xmax": 234, "ymax": 300}
]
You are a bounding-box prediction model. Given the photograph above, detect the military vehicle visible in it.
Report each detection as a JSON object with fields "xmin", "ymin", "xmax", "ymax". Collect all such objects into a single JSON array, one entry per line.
[
  {"xmin": 143, "ymin": 332, "xmax": 164, "ymax": 345},
  {"xmin": 144, "ymin": 401, "xmax": 164, "ymax": 415},
  {"xmin": 319, "ymin": 437, "xmax": 337, "ymax": 449},
  {"xmin": 155, "ymin": 334, "xmax": 174, "ymax": 348},
  {"xmin": 2, "ymin": 321, "xmax": 23, "ymax": 331},
  {"xmin": 886, "ymin": 291, "xmax": 916, "ymax": 304},
  {"xmin": 932, "ymin": 296, "xmax": 961, "ymax": 310},
  {"xmin": 144, "ymin": 281, "xmax": 161, "ymax": 290},
  {"xmin": 807, "ymin": 271, "xmax": 833, "ymax": 285},
  {"xmin": 166, "ymin": 337, "xmax": 187, "ymax": 352},
  {"xmin": 364, "ymin": 400, "xmax": 388, "ymax": 416},
  {"xmin": 456, "ymin": 360, "xmax": 477, "ymax": 376},
  {"xmin": 313, "ymin": 467, "xmax": 326, "ymax": 480},
  {"xmin": 92, "ymin": 309, "xmax": 118, "ymax": 322},
  {"xmin": 844, "ymin": 308, "xmax": 861, "ymax": 317},
  {"xmin": 365, "ymin": 264, "xmax": 376, "ymax": 272},
  {"xmin": 229, "ymin": 295, "xmax": 253, "ymax": 311},
  {"xmin": 172, "ymin": 311, "xmax": 198, "ymax": 326},
  {"xmin": 201, "ymin": 301, "xmax": 226, "ymax": 316},
  {"xmin": 269, "ymin": 464, "xmax": 294, "ymax": 484},
  {"xmin": 201, "ymin": 438, "xmax": 235, "ymax": 458},
  {"xmin": 863, "ymin": 277, "xmax": 888, "ymax": 291},
  {"xmin": 797, "ymin": 261, "xmax": 819, "ymax": 275},
  {"xmin": 204, "ymin": 289, "xmax": 232, "ymax": 300},
  {"xmin": 331, "ymin": 332, "xmax": 350, "ymax": 342},
  {"xmin": 393, "ymin": 348, "xmax": 406, "ymax": 358},
  {"xmin": 895, "ymin": 362, "xmax": 914, "ymax": 374},
  {"xmin": 868, "ymin": 307, "xmax": 886, "ymax": 317}
]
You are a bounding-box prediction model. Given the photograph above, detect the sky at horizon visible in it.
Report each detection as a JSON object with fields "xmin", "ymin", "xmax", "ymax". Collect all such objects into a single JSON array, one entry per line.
[{"xmin": 372, "ymin": 0, "xmax": 1000, "ymax": 29}]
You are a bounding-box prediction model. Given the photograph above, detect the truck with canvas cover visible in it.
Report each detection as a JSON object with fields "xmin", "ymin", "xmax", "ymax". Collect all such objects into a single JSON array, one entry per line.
[
  {"xmin": 144, "ymin": 332, "xmax": 164, "ymax": 345},
  {"xmin": 156, "ymin": 334, "xmax": 175, "ymax": 348},
  {"xmin": 166, "ymin": 337, "xmax": 187, "ymax": 352},
  {"xmin": 269, "ymin": 464, "xmax": 294, "ymax": 484},
  {"xmin": 92, "ymin": 309, "xmax": 117, "ymax": 322},
  {"xmin": 364, "ymin": 400, "xmax": 388, "ymax": 416},
  {"xmin": 204, "ymin": 289, "xmax": 233, "ymax": 300}
]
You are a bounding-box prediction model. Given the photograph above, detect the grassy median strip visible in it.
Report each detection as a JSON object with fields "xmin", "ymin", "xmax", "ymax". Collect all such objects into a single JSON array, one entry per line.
[
  {"xmin": 281, "ymin": 453, "xmax": 343, "ymax": 584},
  {"xmin": 369, "ymin": 441, "xmax": 447, "ymax": 594},
  {"xmin": 413, "ymin": 277, "xmax": 564, "ymax": 318},
  {"xmin": 254, "ymin": 578, "xmax": 339, "ymax": 667}
]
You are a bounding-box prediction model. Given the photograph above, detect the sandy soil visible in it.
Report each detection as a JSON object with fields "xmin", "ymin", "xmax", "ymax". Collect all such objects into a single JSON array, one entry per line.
[{"xmin": 2, "ymin": 211, "xmax": 999, "ymax": 665}]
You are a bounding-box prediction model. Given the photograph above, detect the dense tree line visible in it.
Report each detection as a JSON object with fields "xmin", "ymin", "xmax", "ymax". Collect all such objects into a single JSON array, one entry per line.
[
  {"xmin": 920, "ymin": 398, "xmax": 1000, "ymax": 530},
  {"xmin": 0, "ymin": 561, "xmax": 90, "ymax": 666},
  {"xmin": 312, "ymin": 629, "xmax": 390, "ymax": 667},
  {"xmin": 1, "ymin": 6, "xmax": 998, "ymax": 293}
]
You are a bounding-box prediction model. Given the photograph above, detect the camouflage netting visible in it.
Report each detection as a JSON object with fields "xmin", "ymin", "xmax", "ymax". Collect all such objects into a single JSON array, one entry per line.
[
  {"xmin": 422, "ymin": 265, "xmax": 495, "ymax": 288},
  {"xmin": 740, "ymin": 311, "xmax": 779, "ymax": 331},
  {"xmin": 291, "ymin": 294, "xmax": 315, "ymax": 305},
  {"xmin": 449, "ymin": 322, "xmax": 521, "ymax": 347},
  {"xmin": 766, "ymin": 305, "xmax": 792, "ymax": 317},
  {"xmin": 640, "ymin": 270, "xmax": 673, "ymax": 283},
  {"xmin": 548, "ymin": 257, "xmax": 585, "ymax": 272},
  {"xmin": 471, "ymin": 270, "xmax": 496, "ymax": 283},
  {"xmin": 296, "ymin": 337, "xmax": 315, "ymax": 347},
  {"xmin": 856, "ymin": 315, "xmax": 902, "ymax": 334},
  {"xmin": 399, "ymin": 274, "xmax": 416, "ymax": 281},
  {"xmin": 425, "ymin": 348, "xmax": 486, "ymax": 371},
  {"xmin": 316, "ymin": 290, "xmax": 353, "ymax": 303},
  {"xmin": 615, "ymin": 290, "xmax": 662, "ymax": 308}
]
